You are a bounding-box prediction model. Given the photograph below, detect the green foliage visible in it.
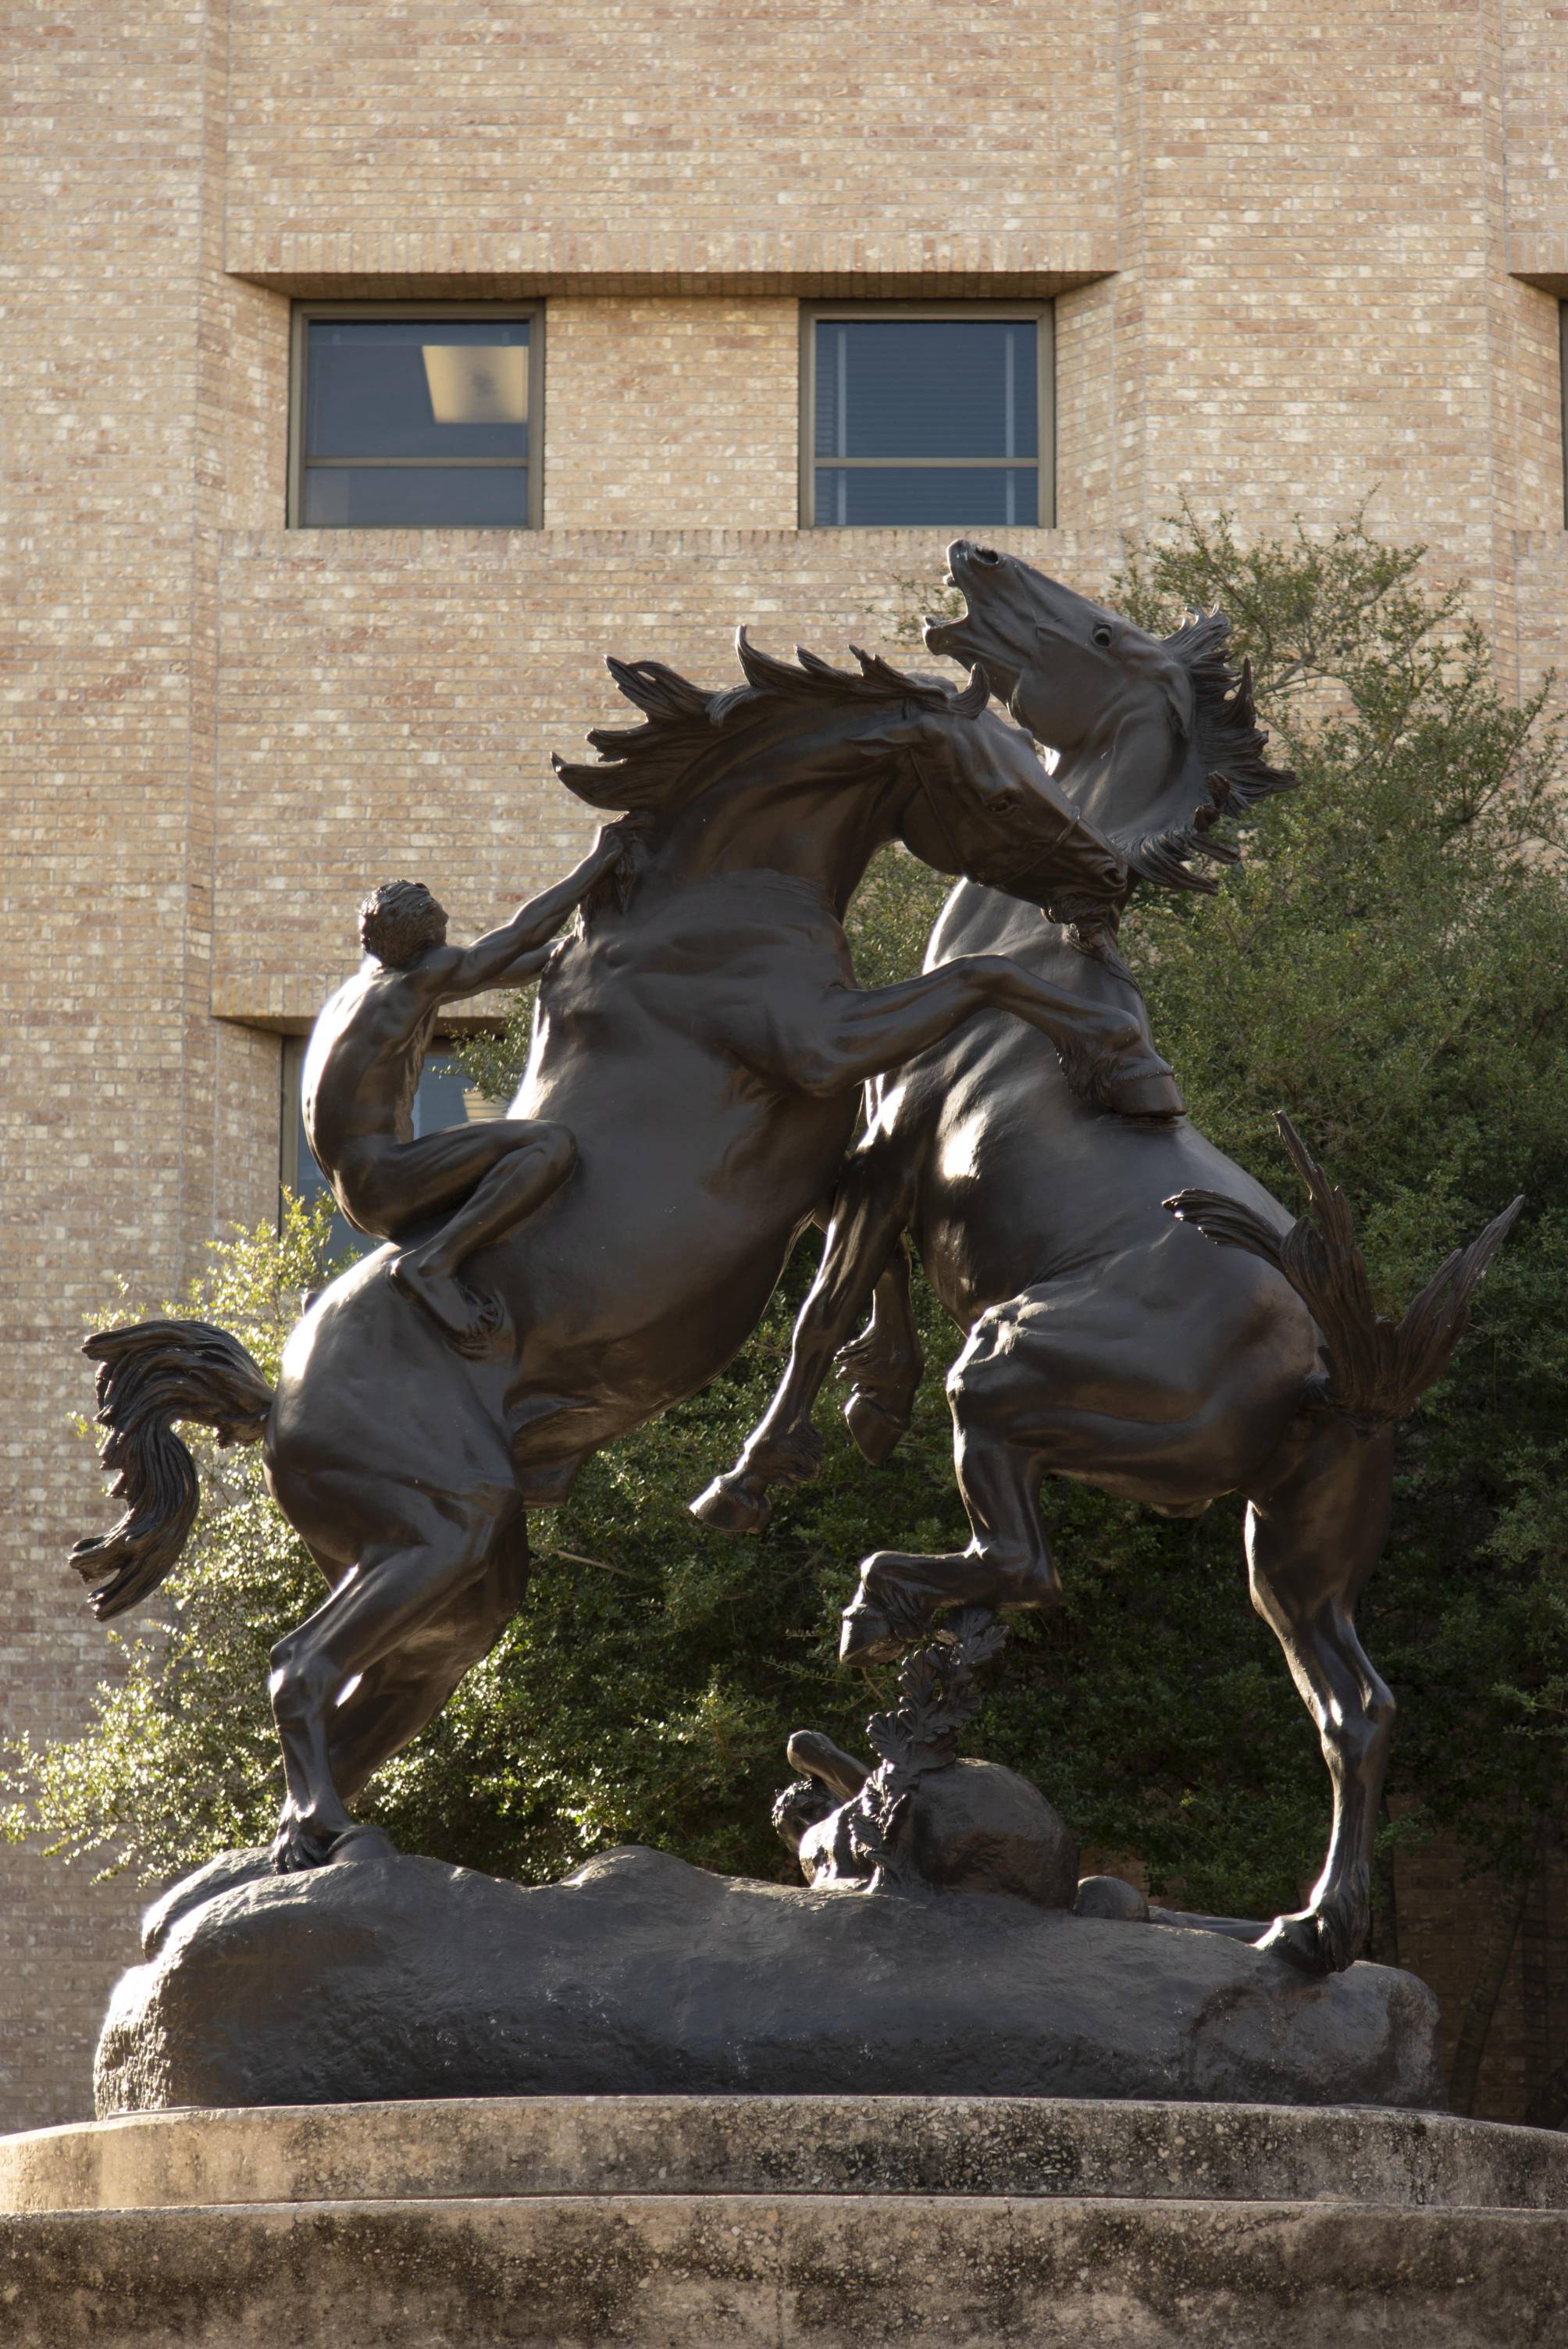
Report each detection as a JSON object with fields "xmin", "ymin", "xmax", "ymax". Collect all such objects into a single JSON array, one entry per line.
[
  {"xmin": 1108, "ymin": 513, "xmax": 1568, "ymax": 1895},
  {"xmin": 8, "ymin": 513, "xmax": 1566, "ymax": 1954},
  {"xmin": 2, "ymin": 1203, "xmax": 330, "ymax": 1878}
]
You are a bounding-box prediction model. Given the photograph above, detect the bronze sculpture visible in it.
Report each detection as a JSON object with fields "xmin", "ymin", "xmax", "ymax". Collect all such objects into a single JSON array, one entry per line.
[
  {"xmin": 73, "ymin": 636, "xmax": 1183, "ymax": 1872},
  {"xmin": 697, "ymin": 544, "xmax": 1521, "ymax": 1977}
]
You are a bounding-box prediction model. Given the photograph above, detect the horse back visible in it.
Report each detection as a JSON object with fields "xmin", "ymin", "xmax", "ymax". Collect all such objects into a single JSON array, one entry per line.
[{"xmin": 880, "ymin": 883, "xmax": 1296, "ymax": 1330}]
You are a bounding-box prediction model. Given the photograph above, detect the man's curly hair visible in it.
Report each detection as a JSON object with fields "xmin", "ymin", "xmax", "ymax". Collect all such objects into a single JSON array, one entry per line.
[{"xmin": 359, "ymin": 879, "xmax": 447, "ymax": 968}]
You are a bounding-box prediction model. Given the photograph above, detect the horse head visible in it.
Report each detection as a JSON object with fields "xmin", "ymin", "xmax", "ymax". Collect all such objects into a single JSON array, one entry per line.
[
  {"xmin": 551, "ymin": 632, "xmax": 1130, "ymax": 927},
  {"xmin": 925, "ymin": 540, "xmax": 1295, "ymax": 894}
]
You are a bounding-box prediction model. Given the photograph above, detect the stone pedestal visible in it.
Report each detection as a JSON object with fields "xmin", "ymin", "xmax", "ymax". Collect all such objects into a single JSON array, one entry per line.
[
  {"xmin": 94, "ymin": 1844, "xmax": 1442, "ymax": 2113},
  {"xmin": 3, "ymin": 2094, "xmax": 1566, "ymax": 2347}
]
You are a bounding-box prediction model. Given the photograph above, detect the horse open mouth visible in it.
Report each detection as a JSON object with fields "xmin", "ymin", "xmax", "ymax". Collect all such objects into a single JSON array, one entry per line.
[{"xmin": 924, "ymin": 539, "xmax": 1007, "ymax": 658}]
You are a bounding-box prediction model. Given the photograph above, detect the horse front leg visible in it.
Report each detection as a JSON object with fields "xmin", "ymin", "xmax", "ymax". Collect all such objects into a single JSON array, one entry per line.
[
  {"xmin": 773, "ymin": 958, "xmax": 1180, "ymax": 1120},
  {"xmin": 691, "ymin": 1142, "xmax": 914, "ymax": 1534},
  {"xmin": 1244, "ymin": 1421, "xmax": 1398, "ymax": 1975}
]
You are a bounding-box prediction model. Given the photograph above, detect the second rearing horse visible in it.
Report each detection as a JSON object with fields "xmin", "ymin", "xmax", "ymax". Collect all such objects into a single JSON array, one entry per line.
[{"xmin": 695, "ymin": 545, "xmax": 1520, "ymax": 1977}]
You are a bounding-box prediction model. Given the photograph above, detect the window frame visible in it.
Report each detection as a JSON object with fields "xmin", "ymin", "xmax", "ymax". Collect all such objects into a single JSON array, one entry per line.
[
  {"xmin": 798, "ymin": 301, "xmax": 1055, "ymax": 531},
  {"xmin": 288, "ymin": 301, "xmax": 544, "ymax": 529},
  {"xmin": 1560, "ymin": 301, "xmax": 1568, "ymax": 530}
]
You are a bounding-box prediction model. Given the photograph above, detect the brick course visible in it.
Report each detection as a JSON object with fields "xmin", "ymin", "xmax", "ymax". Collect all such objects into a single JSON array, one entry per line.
[{"xmin": 3, "ymin": 0, "xmax": 1565, "ymax": 2128}]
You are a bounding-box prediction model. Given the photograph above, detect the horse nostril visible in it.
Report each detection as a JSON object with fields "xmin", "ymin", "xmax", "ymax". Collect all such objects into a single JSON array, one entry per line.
[{"xmin": 972, "ymin": 547, "xmax": 1003, "ymax": 567}]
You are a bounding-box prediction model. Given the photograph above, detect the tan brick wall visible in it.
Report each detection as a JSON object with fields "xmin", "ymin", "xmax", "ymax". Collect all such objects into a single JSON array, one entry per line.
[
  {"xmin": 221, "ymin": 2, "xmax": 1119, "ymax": 253},
  {"xmin": 5, "ymin": 0, "xmax": 1567, "ymax": 2128},
  {"xmin": 546, "ymin": 299, "xmax": 800, "ymax": 531}
]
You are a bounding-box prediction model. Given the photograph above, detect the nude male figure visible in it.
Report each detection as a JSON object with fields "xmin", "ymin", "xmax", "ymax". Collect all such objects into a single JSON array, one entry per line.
[{"xmin": 302, "ymin": 828, "xmax": 630, "ymax": 1352}]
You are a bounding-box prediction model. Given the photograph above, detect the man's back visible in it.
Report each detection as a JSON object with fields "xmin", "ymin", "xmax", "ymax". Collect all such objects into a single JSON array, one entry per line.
[{"xmin": 302, "ymin": 957, "xmax": 449, "ymax": 1170}]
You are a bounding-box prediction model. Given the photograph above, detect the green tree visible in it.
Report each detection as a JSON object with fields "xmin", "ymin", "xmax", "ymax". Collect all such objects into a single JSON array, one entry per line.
[{"xmin": 8, "ymin": 514, "xmax": 1566, "ymax": 2106}]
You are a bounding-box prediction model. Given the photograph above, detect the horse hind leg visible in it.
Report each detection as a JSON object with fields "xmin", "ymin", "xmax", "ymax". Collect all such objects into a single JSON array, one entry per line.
[
  {"xmin": 836, "ymin": 1241, "xmax": 924, "ymax": 1466},
  {"xmin": 321, "ymin": 1515, "xmax": 532, "ymax": 1808},
  {"xmin": 842, "ymin": 1299, "xmax": 1062, "ymax": 1665},
  {"xmin": 1244, "ymin": 1420, "xmax": 1397, "ymax": 1976},
  {"xmin": 267, "ymin": 1485, "xmax": 519, "ymax": 1870}
]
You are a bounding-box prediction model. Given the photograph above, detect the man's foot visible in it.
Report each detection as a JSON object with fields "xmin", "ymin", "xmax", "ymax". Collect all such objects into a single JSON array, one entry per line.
[{"xmin": 390, "ymin": 1251, "xmax": 508, "ymax": 1356}]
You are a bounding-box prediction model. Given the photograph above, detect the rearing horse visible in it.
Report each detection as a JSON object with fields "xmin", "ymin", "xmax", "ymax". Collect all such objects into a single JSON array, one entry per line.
[
  {"xmin": 73, "ymin": 633, "xmax": 1181, "ymax": 1871},
  {"xmin": 696, "ymin": 547, "xmax": 1520, "ymax": 1976}
]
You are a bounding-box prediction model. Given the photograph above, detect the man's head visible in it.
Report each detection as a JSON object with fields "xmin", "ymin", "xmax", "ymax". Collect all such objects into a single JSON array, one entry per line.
[{"xmin": 358, "ymin": 880, "xmax": 447, "ymax": 968}]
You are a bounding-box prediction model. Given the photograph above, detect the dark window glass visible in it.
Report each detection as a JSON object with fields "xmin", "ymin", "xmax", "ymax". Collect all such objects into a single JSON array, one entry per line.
[
  {"xmin": 301, "ymin": 467, "xmax": 528, "ymax": 527},
  {"xmin": 306, "ymin": 320, "xmax": 529, "ymax": 461},
  {"xmin": 813, "ymin": 467, "xmax": 1038, "ymax": 528},
  {"xmin": 298, "ymin": 315, "xmax": 532, "ymax": 527},
  {"xmin": 809, "ymin": 315, "xmax": 1043, "ymax": 527},
  {"xmin": 814, "ymin": 321, "xmax": 1036, "ymax": 462},
  {"xmin": 282, "ymin": 1049, "xmax": 501, "ymax": 1264}
]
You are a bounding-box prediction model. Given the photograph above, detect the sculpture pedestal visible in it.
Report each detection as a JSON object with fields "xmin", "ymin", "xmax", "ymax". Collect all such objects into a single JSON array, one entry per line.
[
  {"xmin": 3, "ymin": 2094, "xmax": 1566, "ymax": 2347},
  {"xmin": 93, "ymin": 1843, "xmax": 1442, "ymax": 2113}
]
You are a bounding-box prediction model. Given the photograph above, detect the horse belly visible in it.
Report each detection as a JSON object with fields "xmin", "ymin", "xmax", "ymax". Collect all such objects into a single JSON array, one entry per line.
[
  {"xmin": 494, "ymin": 1086, "xmax": 857, "ymax": 1456},
  {"xmin": 896, "ymin": 1014, "xmax": 1284, "ymax": 1332}
]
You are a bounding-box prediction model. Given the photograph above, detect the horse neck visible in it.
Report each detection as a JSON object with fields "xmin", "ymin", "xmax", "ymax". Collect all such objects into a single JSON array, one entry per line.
[
  {"xmin": 651, "ymin": 764, "xmax": 896, "ymax": 914},
  {"xmin": 928, "ymin": 877, "xmax": 1159, "ymax": 1048},
  {"xmin": 1053, "ymin": 697, "xmax": 1206, "ymax": 847}
]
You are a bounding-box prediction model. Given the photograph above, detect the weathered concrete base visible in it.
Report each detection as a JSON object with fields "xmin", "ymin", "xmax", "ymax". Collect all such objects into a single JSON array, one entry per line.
[
  {"xmin": 5, "ymin": 2192, "xmax": 1568, "ymax": 2349},
  {"xmin": 4, "ymin": 2097, "xmax": 1566, "ymax": 2347}
]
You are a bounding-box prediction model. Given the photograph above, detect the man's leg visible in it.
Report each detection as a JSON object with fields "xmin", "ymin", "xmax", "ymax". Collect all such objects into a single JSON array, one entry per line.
[
  {"xmin": 389, "ymin": 1123, "xmax": 576, "ymax": 1350},
  {"xmin": 334, "ymin": 1120, "xmax": 554, "ymax": 1241}
]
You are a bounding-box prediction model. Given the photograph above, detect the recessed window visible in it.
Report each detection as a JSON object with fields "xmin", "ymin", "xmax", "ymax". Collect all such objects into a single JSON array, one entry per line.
[
  {"xmin": 289, "ymin": 305, "xmax": 540, "ymax": 528},
  {"xmin": 280, "ymin": 1041, "xmax": 503, "ymax": 1260},
  {"xmin": 1561, "ymin": 302, "xmax": 1568, "ymax": 529},
  {"xmin": 801, "ymin": 305, "xmax": 1053, "ymax": 528}
]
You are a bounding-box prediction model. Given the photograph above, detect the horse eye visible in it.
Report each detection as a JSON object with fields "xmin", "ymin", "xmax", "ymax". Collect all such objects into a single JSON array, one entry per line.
[{"xmin": 1091, "ymin": 625, "xmax": 1114, "ymax": 648}]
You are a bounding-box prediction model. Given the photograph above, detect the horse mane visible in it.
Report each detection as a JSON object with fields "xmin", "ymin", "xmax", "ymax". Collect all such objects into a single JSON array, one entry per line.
[
  {"xmin": 553, "ymin": 631, "xmax": 988, "ymax": 813},
  {"xmin": 1119, "ymin": 610, "xmax": 1297, "ymax": 893}
]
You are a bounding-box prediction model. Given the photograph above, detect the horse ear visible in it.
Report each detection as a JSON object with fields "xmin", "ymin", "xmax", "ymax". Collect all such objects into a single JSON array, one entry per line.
[
  {"xmin": 953, "ymin": 664, "xmax": 991, "ymax": 718},
  {"xmin": 551, "ymin": 750, "xmax": 640, "ymax": 812},
  {"xmin": 1158, "ymin": 659, "xmax": 1196, "ymax": 738}
]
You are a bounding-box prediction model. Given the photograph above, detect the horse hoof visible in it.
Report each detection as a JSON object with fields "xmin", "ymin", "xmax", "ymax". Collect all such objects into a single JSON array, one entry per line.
[
  {"xmin": 843, "ymin": 1389, "xmax": 910, "ymax": 1466},
  {"xmin": 271, "ymin": 1821, "xmax": 347, "ymax": 1874},
  {"xmin": 839, "ymin": 1595, "xmax": 906, "ymax": 1666},
  {"xmin": 1254, "ymin": 1910, "xmax": 1333, "ymax": 1976},
  {"xmin": 324, "ymin": 1824, "xmax": 397, "ymax": 1865},
  {"xmin": 690, "ymin": 1471, "xmax": 773, "ymax": 1535}
]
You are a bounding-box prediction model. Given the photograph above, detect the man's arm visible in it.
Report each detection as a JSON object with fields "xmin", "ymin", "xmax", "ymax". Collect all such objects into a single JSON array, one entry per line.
[{"xmin": 446, "ymin": 827, "xmax": 629, "ymax": 995}]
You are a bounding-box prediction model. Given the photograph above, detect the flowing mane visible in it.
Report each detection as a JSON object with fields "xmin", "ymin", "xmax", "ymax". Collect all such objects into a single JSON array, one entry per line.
[
  {"xmin": 1121, "ymin": 610, "xmax": 1296, "ymax": 893},
  {"xmin": 553, "ymin": 632, "xmax": 987, "ymax": 814}
]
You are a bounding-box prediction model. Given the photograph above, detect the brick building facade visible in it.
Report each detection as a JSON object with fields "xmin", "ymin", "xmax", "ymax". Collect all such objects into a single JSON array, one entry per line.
[{"xmin": 4, "ymin": 1, "xmax": 1565, "ymax": 2128}]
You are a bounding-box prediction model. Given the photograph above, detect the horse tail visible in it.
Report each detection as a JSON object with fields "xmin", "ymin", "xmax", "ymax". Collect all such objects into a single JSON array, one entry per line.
[
  {"xmin": 70, "ymin": 1319, "xmax": 275, "ymax": 1620},
  {"xmin": 1164, "ymin": 1114, "xmax": 1523, "ymax": 1430}
]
